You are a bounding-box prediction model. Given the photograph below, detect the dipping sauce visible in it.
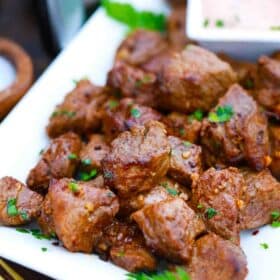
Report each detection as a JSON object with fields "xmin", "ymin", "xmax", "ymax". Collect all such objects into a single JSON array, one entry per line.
[{"xmin": 202, "ymin": 0, "xmax": 280, "ymax": 30}]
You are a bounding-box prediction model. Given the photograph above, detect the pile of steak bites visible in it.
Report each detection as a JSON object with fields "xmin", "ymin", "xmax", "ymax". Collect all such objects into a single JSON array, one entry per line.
[{"xmin": 1, "ymin": 5, "xmax": 280, "ymax": 280}]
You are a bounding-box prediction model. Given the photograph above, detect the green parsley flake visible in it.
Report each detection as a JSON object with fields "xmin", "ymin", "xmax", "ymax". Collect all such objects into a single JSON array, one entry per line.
[
  {"xmin": 68, "ymin": 181, "xmax": 80, "ymax": 193},
  {"xmin": 131, "ymin": 108, "xmax": 141, "ymax": 118},
  {"xmin": 79, "ymin": 169, "xmax": 98, "ymax": 181},
  {"xmin": 271, "ymin": 211, "xmax": 280, "ymax": 220},
  {"xmin": 244, "ymin": 78, "xmax": 254, "ymax": 89},
  {"xmin": 197, "ymin": 204, "xmax": 204, "ymax": 209},
  {"xmin": 208, "ymin": 105, "xmax": 234, "ymax": 123},
  {"xmin": 102, "ymin": 0, "xmax": 166, "ymax": 32},
  {"xmin": 216, "ymin": 19, "xmax": 224, "ymax": 28},
  {"xmin": 205, "ymin": 207, "xmax": 218, "ymax": 219},
  {"xmin": 160, "ymin": 182, "xmax": 169, "ymax": 188},
  {"xmin": 51, "ymin": 110, "xmax": 76, "ymax": 118},
  {"xmin": 271, "ymin": 221, "xmax": 280, "ymax": 228},
  {"xmin": 260, "ymin": 243, "xmax": 269, "ymax": 250},
  {"xmin": 108, "ymin": 100, "xmax": 119, "ymax": 109},
  {"xmin": 183, "ymin": 141, "xmax": 192, "ymax": 148},
  {"xmin": 166, "ymin": 188, "xmax": 178, "ymax": 196},
  {"xmin": 179, "ymin": 128, "xmax": 185, "ymax": 136},
  {"xmin": 189, "ymin": 109, "xmax": 204, "ymax": 122},
  {"xmin": 117, "ymin": 250, "xmax": 125, "ymax": 257},
  {"xmin": 7, "ymin": 198, "xmax": 18, "ymax": 216},
  {"xmin": 68, "ymin": 153, "xmax": 78, "ymax": 160},
  {"xmin": 20, "ymin": 211, "xmax": 29, "ymax": 221},
  {"xmin": 16, "ymin": 228, "xmax": 30, "ymax": 234},
  {"xmin": 127, "ymin": 267, "xmax": 190, "ymax": 280},
  {"xmin": 82, "ymin": 158, "xmax": 92, "ymax": 166},
  {"xmin": 41, "ymin": 247, "xmax": 48, "ymax": 252},
  {"xmin": 203, "ymin": 19, "xmax": 209, "ymax": 28},
  {"xmin": 39, "ymin": 149, "xmax": 44, "ymax": 155}
]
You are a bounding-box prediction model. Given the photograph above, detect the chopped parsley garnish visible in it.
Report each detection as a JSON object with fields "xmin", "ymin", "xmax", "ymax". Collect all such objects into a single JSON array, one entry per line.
[
  {"xmin": 102, "ymin": 0, "xmax": 166, "ymax": 32},
  {"xmin": 205, "ymin": 207, "xmax": 218, "ymax": 219},
  {"xmin": 260, "ymin": 243, "xmax": 269, "ymax": 250},
  {"xmin": 203, "ymin": 19, "xmax": 209, "ymax": 28},
  {"xmin": 16, "ymin": 228, "xmax": 30, "ymax": 233},
  {"xmin": 79, "ymin": 169, "xmax": 98, "ymax": 181},
  {"xmin": 104, "ymin": 170, "xmax": 114, "ymax": 180},
  {"xmin": 271, "ymin": 26, "xmax": 280, "ymax": 31},
  {"xmin": 131, "ymin": 108, "xmax": 141, "ymax": 118},
  {"xmin": 39, "ymin": 149, "xmax": 44, "ymax": 155},
  {"xmin": 271, "ymin": 211, "xmax": 280, "ymax": 228},
  {"xmin": 108, "ymin": 100, "xmax": 119, "ymax": 109},
  {"xmin": 51, "ymin": 110, "xmax": 76, "ymax": 118},
  {"xmin": 179, "ymin": 128, "xmax": 185, "ymax": 136},
  {"xmin": 127, "ymin": 267, "xmax": 190, "ymax": 280},
  {"xmin": 82, "ymin": 158, "xmax": 92, "ymax": 166},
  {"xmin": 117, "ymin": 250, "xmax": 125, "ymax": 257},
  {"xmin": 183, "ymin": 141, "xmax": 192, "ymax": 148},
  {"xmin": 216, "ymin": 19, "xmax": 224, "ymax": 28},
  {"xmin": 135, "ymin": 75, "xmax": 153, "ymax": 87},
  {"xmin": 20, "ymin": 211, "xmax": 29, "ymax": 221},
  {"xmin": 16, "ymin": 228, "xmax": 55, "ymax": 240},
  {"xmin": 189, "ymin": 109, "xmax": 203, "ymax": 122},
  {"xmin": 166, "ymin": 188, "xmax": 178, "ymax": 196},
  {"xmin": 41, "ymin": 247, "xmax": 48, "ymax": 252},
  {"xmin": 7, "ymin": 198, "xmax": 18, "ymax": 216},
  {"xmin": 244, "ymin": 78, "xmax": 254, "ymax": 89},
  {"xmin": 68, "ymin": 153, "xmax": 78, "ymax": 160},
  {"xmin": 197, "ymin": 204, "xmax": 204, "ymax": 209},
  {"xmin": 68, "ymin": 181, "xmax": 80, "ymax": 193},
  {"xmin": 208, "ymin": 105, "xmax": 234, "ymax": 123},
  {"xmin": 160, "ymin": 182, "xmax": 169, "ymax": 188}
]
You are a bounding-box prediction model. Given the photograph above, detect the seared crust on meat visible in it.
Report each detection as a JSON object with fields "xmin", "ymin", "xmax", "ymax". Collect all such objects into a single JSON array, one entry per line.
[
  {"xmin": 269, "ymin": 124, "xmax": 280, "ymax": 179},
  {"xmin": 47, "ymin": 178, "xmax": 119, "ymax": 253},
  {"xmin": 102, "ymin": 121, "xmax": 170, "ymax": 197},
  {"xmin": 0, "ymin": 177, "xmax": 43, "ymax": 225},
  {"xmin": 132, "ymin": 197, "xmax": 206, "ymax": 262},
  {"xmin": 159, "ymin": 45, "xmax": 237, "ymax": 113},
  {"xmin": 201, "ymin": 84, "xmax": 269, "ymax": 171},
  {"xmin": 188, "ymin": 233, "xmax": 248, "ymax": 280},
  {"xmin": 240, "ymin": 168, "xmax": 280, "ymax": 229},
  {"xmin": 192, "ymin": 167, "xmax": 246, "ymax": 243},
  {"xmin": 27, "ymin": 132, "xmax": 82, "ymax": 192}
]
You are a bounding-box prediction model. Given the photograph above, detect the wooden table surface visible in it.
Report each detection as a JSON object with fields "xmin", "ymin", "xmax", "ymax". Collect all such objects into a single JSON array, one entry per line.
[{"xmin": 0, "ymin": 0, "xmax": 52, "ymax": 279}]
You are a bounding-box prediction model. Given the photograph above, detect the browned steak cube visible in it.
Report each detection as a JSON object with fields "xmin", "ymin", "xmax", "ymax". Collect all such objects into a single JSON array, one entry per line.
[
  {"xmin": 201, "ymin": 84, "xmax": 269, "ymax": 171},
  {"xmin": 27, "ymin": 132, "xmax": 82, "ymax": 192},
  {"xmin": 159, "ymin": 45, "xmax": 236, "ymax": 113},
  {"xmin": 102, "ymin": 98, "xmax": 162, "ymax": 141},
  {"xmin": 47, "ymin": 177, "xmax": 119, "ymax": 253},
  {"xmin": 0, "ymin": 177, "xmax": 43, "ymax": 226},
  {"xmin": 102, "ymin": 121, "xmax": 170, "ymax": 197},
  {"xmin": 168, "ymin": 136, "xmax": 202, "ymax": 185},
  {"xmin": 188, "ymin": 233, "xmax": 248, "ymax": 280},
  {"xmin": 240, "ymin": 168, "xmax": 280, "ymax": 229},
  {"xmin": 269, "ymin": 124, "xmax": 280, "ymax": 180},
  {"xmin": 132, "ymin": 197, "xmax": 206, "ymax": 262},
  {"xmin": 47, "ymin": 79, "xmax": 107, "ymax": 138},
  {"xmin": 192, "ymin": 167, "xmax": 246, "ymax": 243}
]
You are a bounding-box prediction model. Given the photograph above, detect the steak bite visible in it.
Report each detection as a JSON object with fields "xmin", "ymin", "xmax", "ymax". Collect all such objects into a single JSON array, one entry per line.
[
  {"xmin": 47, "ymin": 178, "xmax": 119, "ymax": 253},
  {"xmin": 79, "ymin": 134, "xmax": 109, "ymax": 172},
  {"xmin": 96, "ymin": 220, "xmax": 156, "ymax": 272},
  {"xmin": 159, "ymin": 45, "xmax": 237, "ymax": 113},
  {"xmin": 132, "ymin": 197, "xmax": 206, "ymax": 263},
  {"xmin": 0, "ymin": 177, "xmax": 43, "ymax": 226},
  {"xmin": 102, "ymin": 98, "xmax": 162, "ymax": 141},
  {"xmin": 256, "ymin": 56, "xmax": 280, "ymax": 116},
  {"xmin": 168, "ymin": 136, "xmax": 202, "ymax": 185},
  {"xmin": 269, "ymin": 124, "xmax": 280, "ymax": 179},
  {"xmin": 188, "ymin": 233, "xmax": 248, "ymax": 280},
  {"xmin": 201, "ymin": 84, "xmax": 270, "ymax": 171},
  {"xmin": 240, "ymin": 168, "xmax": 280, "ymax": 230},
  {"xmin": 47, "ymin": 79, "xmax": 107, "ymax": 138},
  {"xmin": 102, "ymin": 121, "xmax": 170, "ymax": 197},
  {"xmin": 27, "ymin": 132, "xmax": 82, "ymax": 192},
  {"xmin": 163, "ymin": 112, "xmax": 202, "ymax": 143},
  {"xmin": 192, "ymin": 167, "xmax": 245, "ymax": 243}
]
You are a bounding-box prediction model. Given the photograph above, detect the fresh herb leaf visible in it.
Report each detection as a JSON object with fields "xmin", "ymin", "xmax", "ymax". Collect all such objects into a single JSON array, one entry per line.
[
  {"xmin": 51, "ymin": 110, "xmax": 76, "ymax": 118},
  {"xmin": 244, "ymin": 78, "xmax": 254, "ymax": 89},
  {"xmin": 39, "ymin": 149, "xmax": 44, "ymax": 155},
  {"xmin": 160, "ymin": 182, "xmax": 169, "ymax": 188},
  {"xmin": 205, "ymin": 207, "xmax": 218, "ymax": 219},
  {"xmin": 20, "ymin": 211, "xmax": 29, "ymax": 221},
  {"xmin": 82, "ymin": 158, "xmax": 92, "ymax": 166},
  {"xmin": 260, "ymin": 243, "xmax": 269, "ymax": 250},
  {"xmin": 31, "ymin": 229, "xmax": 53, "ymax": 240},
  {"xmin": 271, "ymin": 221, "xmax": 280, "ymax": 228},
  {"xmin": 7, "ymin": 198, "xmax": 18, "ymax": 216},
  {"xmin": 203, "ymin": 19, "xmax": 209, "ymax": 27},
  {"xmin": 68, "ymin": 181, "xmax": 80, "ymax": 193},
  {"xmin": 131, "ymin": 108, "xmax": 141, "ymax": 118},
  {"xmin": 102, "ymin": 0, "xmax": 166, "ymax": 32},
  {"xmin": 108, "ymin": 100, "xmax": 119, "ymax": 109},
  {"xmin": 16, "ymin": 228, "xmax": 30, "ymax": 234},
  {"xmin": 68, "ymin": 153, "xmax": 78, "ymax": 160},
  {"xmin": 166, "ymin": 188, "xmax": 178, "ymax": 196},
  {"xmin": 117, "ymin": 250, "xmax": 125, "ymax": 257},
  {"xmin": 197, "ymin": 204, "xmax": 204, "ymax": 209},
  {"xmin": 271, "ymin": 211, "xmax": 280, "ymax": 220},
  {"xmin": 189, "ymin": 109, "xmax": 203, "ymax": 122},
  {"xmin": 41, "ymin": 247, "xmax": 48, "ymax": 252},
  {"xmin": 79, "ymin": 169, "xmax": 98, "ymax": 181},
  {"xmin": 208, "ymin": 105, "xmax": 234, "ymax": 123},
  {"xmin": 135, "ymin": 75, "xmax": 153, "ymax": 87},
  {"xmin": 271, "ymin": 26, "xmax": 280, "ymax": 31},
  {"xmin": 127, "ymin": 267, "xmax": 190, "ymax": 280},
  {"xmin": 216, "ymin": 19, "xmax": 224, "ymax": 28},
  {"xmin": 183, "ymin": 141, "xmax": 192, "ymax": 148}
]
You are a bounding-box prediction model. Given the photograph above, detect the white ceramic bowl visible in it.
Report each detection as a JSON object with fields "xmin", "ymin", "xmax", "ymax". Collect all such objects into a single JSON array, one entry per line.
[{"xmin": 187, "ymin": 0, "xmax": 280, "ymax": 60}]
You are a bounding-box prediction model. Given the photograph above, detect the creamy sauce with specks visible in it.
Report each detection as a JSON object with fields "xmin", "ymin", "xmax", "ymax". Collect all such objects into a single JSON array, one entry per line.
[{"xmin": 202, "ymin": 0, "xmax": 280, "ymax": 30}]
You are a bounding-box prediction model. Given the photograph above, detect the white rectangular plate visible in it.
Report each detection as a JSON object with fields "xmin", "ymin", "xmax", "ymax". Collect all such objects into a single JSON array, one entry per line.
[{"xmin": 0, "ymin": 1, "xmax": 279, "ymax": 279}]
